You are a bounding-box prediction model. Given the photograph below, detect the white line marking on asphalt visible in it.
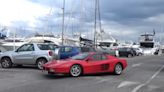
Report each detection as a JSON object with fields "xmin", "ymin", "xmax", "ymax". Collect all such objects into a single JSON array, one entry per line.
[
  {"xmin": 0, "ymin": 68, "xmax": 39, "ymax": 73},
  {"xmin": 96, "ymin": 78, "xmax": 111, "ymax": 84},
  {"xmin": 117, "ymin": 81, "xmax": 139, "ymax": 88},
  {"xmin": 132, "ymin": 63, "xmax": 142, "ymax": 68},
  {"xmin": 132, "ymin": 64, "xmax": 164, "ymax": 92},
  {"xmin": 83, "ymin": 76, "xmax": 117, "ymax": 84},
  {"xmin": 148, "ymin": 85, "xmax": 159, "ymax": 90}
]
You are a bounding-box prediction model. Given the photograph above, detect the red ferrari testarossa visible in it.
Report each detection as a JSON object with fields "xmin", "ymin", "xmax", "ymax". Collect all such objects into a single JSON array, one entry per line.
[{"xmin": 43, "ymin": 52, "xmax": 127, "ymax": 77}]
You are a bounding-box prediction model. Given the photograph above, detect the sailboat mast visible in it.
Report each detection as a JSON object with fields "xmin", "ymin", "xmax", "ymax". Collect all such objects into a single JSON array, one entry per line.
[
  {"xmin": 61, "ymin": 0, "xmax": 65, "ymax": 46},
  {"xmin": 97, "ymin": 0, "xmax": 103, "ymax": 41},
  {"xmin": 94, "ymin": 0, "xmax": 98, "ymax": 48},
  {"xmin": 13, "ymin": 29, "xmax": 16, "ymax": 51}
]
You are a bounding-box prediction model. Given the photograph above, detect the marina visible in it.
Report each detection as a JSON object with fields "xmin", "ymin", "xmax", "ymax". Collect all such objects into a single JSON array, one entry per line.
[{"xmin": 0, "ymin": 0, "xmax": 164, "ymax": 92}]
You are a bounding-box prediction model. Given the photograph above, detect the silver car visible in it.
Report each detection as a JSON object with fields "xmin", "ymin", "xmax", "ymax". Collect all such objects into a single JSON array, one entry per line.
[{"xmin": 0, "ymin": 43, "xmax": 57, "ymax": 69}]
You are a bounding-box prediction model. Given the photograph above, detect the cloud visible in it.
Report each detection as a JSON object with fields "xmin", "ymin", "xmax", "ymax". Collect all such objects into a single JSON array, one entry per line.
[
  {"xmin": 0, "ymin": 0, "xmax": 50, "ymax": 26},
  {"xmin": 1, "ymin": 0, "xmax": 164, "ymax": 42}
]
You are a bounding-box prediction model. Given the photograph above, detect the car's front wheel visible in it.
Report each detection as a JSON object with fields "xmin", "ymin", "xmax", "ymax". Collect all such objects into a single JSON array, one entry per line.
[
  {"xmin": 1, "ymin": 57, "xmax": 13, "ymax": 68},
  {"xmin": 36, "ymin": 58, "xmax": 47, "ymax": 70},
  {"xmin": 114, "ymin": 63, "xmax": 123, "ymax": 75},
  {"xmin": 70, "ymin": 64, "xmax": 82, "ymax": 77}
]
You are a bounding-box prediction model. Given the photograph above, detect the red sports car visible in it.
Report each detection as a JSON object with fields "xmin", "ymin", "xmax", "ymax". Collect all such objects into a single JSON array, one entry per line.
[{"xmin": 43, "ymin": 52, "xmax": 127, "ymax": 77}]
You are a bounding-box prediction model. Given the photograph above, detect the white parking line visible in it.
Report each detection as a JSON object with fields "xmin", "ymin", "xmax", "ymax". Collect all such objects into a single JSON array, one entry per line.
[
  {"xmin": 117, "ymin": 81, "xmax": 139, "ymax": 88},
  {"xmin": 95, "ymin": 78, "xmax": 113, "ymax": 84},
  {"xmin": 0, "ymin": 68, "xmax": 39, "ymax": 72},
  {"xmin": 82, "ymin": 76, "xmax": 118, "ymax": 85},
  {"xmin": 132, "ymin": 63, "xmax": 142, "ymax": 68},
  {"xmin": 132, "ymin": 64, "xmax": 164, "ymax": 92}
]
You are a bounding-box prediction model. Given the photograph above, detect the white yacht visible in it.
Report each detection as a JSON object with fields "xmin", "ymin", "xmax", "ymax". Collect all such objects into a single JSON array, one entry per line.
[
  {"xmin": 25, "ymin": 34, "xmax": 61, "ymax": 45},
  {"xmin": 0, "ymin": 30, "xmax": 27, "ymax": 52},
  {"xmin": 139, "ymin": 31, "xmax": 160, "ymax": 55},
  {"xmin": 97, "ymin": 33, "xmax": 118, "ymax": 49},
  {"xmin": 0, "ymin": 33, "xmax": 80, "ymax": 52},
  {"xmin": 0, "ymin": 37, "xmax": 26, "ymax": 52}
]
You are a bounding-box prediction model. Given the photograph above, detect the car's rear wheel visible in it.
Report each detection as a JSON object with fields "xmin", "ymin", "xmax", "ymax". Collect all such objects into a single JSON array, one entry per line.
[
  {"xmin": 1, "ymin": 57, "xmax": 12, "ymax": 68},
  {"xmin": 70, "ymin": 64, "xmax": 82, "ymax": 77},
  {"xmin": 114, "ymin": 63, "xmax": 123, "ymax": 75},
  {"xmin": 138, "ymin": 53, "xmax": 142, "ymax": 56},
  {"xmin": 36, "ymin": 58, "xmax": 47, "ymax": 70},
  {"xmin": 127, "ymin": 54, "xmax": 132, "ymax": 58}
]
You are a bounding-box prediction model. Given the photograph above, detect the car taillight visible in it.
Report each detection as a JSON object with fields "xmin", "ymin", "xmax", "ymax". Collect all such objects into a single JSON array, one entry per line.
[
  {"xmin": 48, "ymin": 51, "xmax": 53, "ymax": 56},
  {"xmin": 114, "ymin": 48, "xmax": 118, "ymax": 50},
  {"xmin": 112, "ymin": 48, "xmax": 118, "ymax": 50}
]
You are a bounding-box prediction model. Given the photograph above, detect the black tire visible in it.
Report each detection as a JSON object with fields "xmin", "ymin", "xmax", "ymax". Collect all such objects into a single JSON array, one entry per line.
[
  {"xmin": 1, "ymin": 57, "xmax": 12, "ymax": 68},
  {"xmin": 36, "ymin": 58, "xmax": 47, "ymax": 70},
  {"xmin": 114, "ymin": 63, "xmax": 123, "ymax": 75},
  {"xmin": 70, "ymin": 64, "xmax": 82, "ymax": 77},
  {"xmin": 127, "ymin": 54, "xmax": 132, "ymax": 58},
  {"xmin": 138, "ymin": 53, "xmax": 142, "ymax": 56}
]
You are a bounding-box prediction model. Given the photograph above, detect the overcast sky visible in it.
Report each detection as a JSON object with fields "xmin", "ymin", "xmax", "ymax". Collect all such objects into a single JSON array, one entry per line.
[{"xmin": 0, "ymin": 0, "xmax": 164, "ymax": 42}]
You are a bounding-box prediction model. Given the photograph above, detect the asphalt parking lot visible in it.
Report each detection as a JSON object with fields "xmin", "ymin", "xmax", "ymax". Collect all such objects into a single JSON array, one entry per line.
[{"xmin": 0, "ymin": 55, "xmax": 164, "ymax": 92}]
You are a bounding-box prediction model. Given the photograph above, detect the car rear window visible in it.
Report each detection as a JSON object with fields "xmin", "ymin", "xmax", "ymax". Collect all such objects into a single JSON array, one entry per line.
[
  {"xmin": 118, "ymin": 48, "xmax": 127, "ymax": 51},
  {"xmin": 37, "ymin": 44, "xmax": 57, "ymax": 50},
  {"xmin": 60, "ymin": 47, "xmax": 73, "ymax": 52},
  {"xmin": 80, "ymin": 47, "xmax": 95, "ymax": 52}
]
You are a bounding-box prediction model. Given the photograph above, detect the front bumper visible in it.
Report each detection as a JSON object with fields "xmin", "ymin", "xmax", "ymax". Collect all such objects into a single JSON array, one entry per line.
[
  {"xmin": 43, "ymin": 66, "xmax": 69, "ymax": 74},
  {"xmin": 43, "ymin": 67, "xmax": 55, "ymax": 73}
]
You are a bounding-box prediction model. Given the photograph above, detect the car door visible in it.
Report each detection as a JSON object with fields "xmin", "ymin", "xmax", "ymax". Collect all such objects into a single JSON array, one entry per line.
[
  {"xmin": 86, "ymin": 54, "xmax": 109, "ymax": 73},
  {"xmin": 119, "ymin": 48, "xmax": 128, "ymax": 57},
  {"xmin": 127, "ymin": 48, "xmax": 133, "ymax": 56},
  {"xmin": 13, "ymin": 44, "xmax": 35, "ymax": 64}
]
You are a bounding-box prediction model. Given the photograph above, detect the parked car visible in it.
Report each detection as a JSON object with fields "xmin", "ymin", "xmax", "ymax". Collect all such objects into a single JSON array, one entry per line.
[
  {"xmin": 97, "ymin": 46, "xmax": 119, "ymax": 57},
  {"xmin": 133, "ymin": 48, "xmax": 143, "ymax": 56},
  {"xmin": 118, "ymin": 47, "xmax": 136, "ymax": 57},
  {"xmin": 78, "ymin": 46, "xmax": 96, "ymax": 52},
  {"xmin": 0, "ymin": 43, "xmax": 57, "ymax": 69},
  {"xmin": 54, "ymin": 46, "xmax": 96, "ymax": 59},
  {"xmin": 43, "ymin": 52, "xmax": 127, "ymax": 77},
  {"xmin": 54, "ymin": 46, "xmax": 79, "ymax": 59},
  {"xmin": 154, "ymin": 49, "xmax": 159, "ymax": 55}
]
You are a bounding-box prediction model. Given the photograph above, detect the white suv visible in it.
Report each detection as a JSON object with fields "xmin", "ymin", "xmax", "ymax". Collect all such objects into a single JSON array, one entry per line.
[{"xmin": 0, "ymin": 43, "xmax": 57, "ymax": 69}]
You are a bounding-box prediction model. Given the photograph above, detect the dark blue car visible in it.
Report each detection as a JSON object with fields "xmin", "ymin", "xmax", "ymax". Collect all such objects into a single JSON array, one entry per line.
[{"xmin": 54, "ymin": 46, "xmax": 96, "ymax": 59}]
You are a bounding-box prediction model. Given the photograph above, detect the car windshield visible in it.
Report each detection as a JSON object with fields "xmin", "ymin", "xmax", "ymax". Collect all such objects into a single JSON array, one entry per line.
[{"xmin": 71, "ymin": 53, "xmax": 89, "ymax": 60}]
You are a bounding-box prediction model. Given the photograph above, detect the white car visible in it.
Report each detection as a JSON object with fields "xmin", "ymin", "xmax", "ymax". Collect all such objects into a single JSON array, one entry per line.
[
  {"xmin": 133, "ymin": 48, "xmax": 143, "ymax": 56},
  {"xmin": 0, "ymin": 43, "xmax": 57, "ymax": 69}
]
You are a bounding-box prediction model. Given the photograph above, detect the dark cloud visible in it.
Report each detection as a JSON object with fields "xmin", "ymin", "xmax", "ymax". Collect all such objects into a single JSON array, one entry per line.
[
  {"xmin": 22, "ymin": 0, "xmax": 164, "ymax": 42},
  {"xmin": 99, "ymin": 0, "xmax": 164, "ymax": 24}
]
